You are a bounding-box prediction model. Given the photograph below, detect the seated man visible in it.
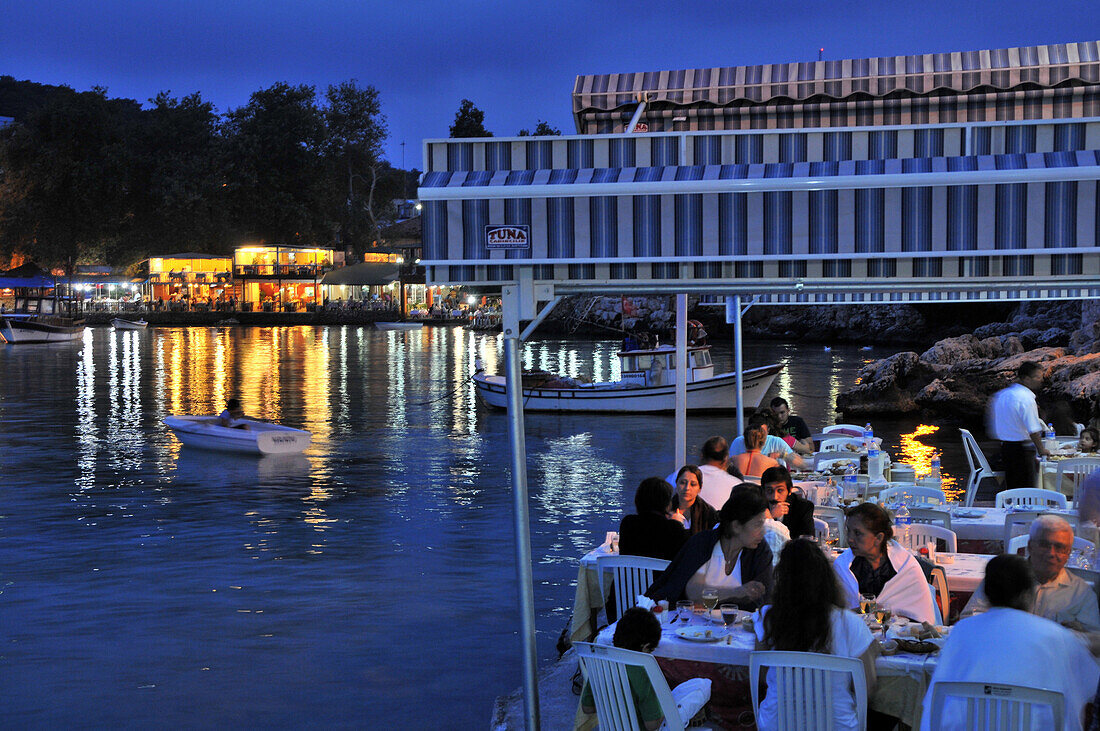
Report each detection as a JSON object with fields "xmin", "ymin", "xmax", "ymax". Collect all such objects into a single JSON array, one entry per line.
[
  {"xmin": 960, "ymin": 515, "xmax": 1099, "ymax": 632},
  {"xmin": 759, "ymin": 465, "xmax": 815, "ymax": 540},
  {"xmin": 728, "ymin": 410, "xmax": 809, "ymax": 471},
  {"xmin": 921, "ymin": 554, "xmax": 1098, "ymax": 731},
  {"xmin": 217, "ymin": 398, "xmax": 247, "ymax": 429},
  {"xmin": 666, "ymin": 436, "xmax": 741, "ymax": 511},
  {"xmin": 770, "ymin": 397, "xmax": 814, "ymax": 455}
]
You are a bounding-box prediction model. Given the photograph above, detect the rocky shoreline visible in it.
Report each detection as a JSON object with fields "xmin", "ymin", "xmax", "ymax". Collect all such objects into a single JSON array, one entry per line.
[{"xmin": 836, "ymin": 301, "xmax": 1100, "ymax": 423}]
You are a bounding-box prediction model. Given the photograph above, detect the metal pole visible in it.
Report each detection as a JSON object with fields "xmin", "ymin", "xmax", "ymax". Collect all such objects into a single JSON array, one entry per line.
[
  {"xmin": 675, "ymin": 293, "xmax": 688, "ymax": 471},
  {"xmin": 504, "ymin": 335, "xmax": 541, "ymax": 731},
  {"xmin": 734, "ymin": 295, "xmax": 745, "ymax": 433}
]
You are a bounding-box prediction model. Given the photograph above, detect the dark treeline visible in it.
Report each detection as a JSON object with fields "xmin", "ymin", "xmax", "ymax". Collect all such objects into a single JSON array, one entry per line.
[{"xmin": 0, "ymin": 76, "xmax": 418, "ymax": 272}]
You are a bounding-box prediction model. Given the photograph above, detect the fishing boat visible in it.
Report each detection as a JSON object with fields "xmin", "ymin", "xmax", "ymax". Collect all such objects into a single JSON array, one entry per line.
[
  {"xmin": 111, "ymin": 318, "xmax": 148, "ymax": 330},
  {"xmin": 375, "ymin": 321, "xmax": 423, "ymax": 331},
  {"xmin": 164, "ymin": 416, "xmax": 312, "ymax": 455},
  {"xmin": 472, "ymin": 344, "xmax": 783, "ymax": 413},
  {"xmin": 0, "ymin": 263, "xmax": 85, "ymax": 344}
]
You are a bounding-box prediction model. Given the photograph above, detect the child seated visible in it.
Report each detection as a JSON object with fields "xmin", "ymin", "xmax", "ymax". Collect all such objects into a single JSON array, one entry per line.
[
  {"xmin": 581, "ymin": 607, "xmax": 665, "ymax": 730},
  {"xmin": 1080, "ymin": 427, "xmax": 1099, "ymax": 454}
]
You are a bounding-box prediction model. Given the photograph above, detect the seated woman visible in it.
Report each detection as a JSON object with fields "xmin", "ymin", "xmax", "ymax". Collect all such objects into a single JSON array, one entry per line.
[
  {"xmin": 731, "ymin": 424, "xmax": 780, "ymax": 479},
  {"xmin": 833, "ymin": 503, "xmax": 936, "ymax": 624},
  {"xmin": 619, "ymin": 477, "xmax": 687, "ymax": 561},
  {"xmin": 646, "ymin": 485, "xmax": 773, "ymax": 611},
  {"xmin": 755, "ymin": 538, "xmax": 877, "ymax": 731},
  {"xmin": 760, "ymin": 465, "xmax": 815, "ymax": 540},
  {"xmin": 669, "ymin": 465, "xmax": 719, "ymax": 536}
]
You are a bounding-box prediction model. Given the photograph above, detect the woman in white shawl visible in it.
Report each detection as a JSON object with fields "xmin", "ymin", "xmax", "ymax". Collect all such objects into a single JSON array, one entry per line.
[{"xmin": 833, "ymin": 502, "xmax": 935, "ymax": 624}]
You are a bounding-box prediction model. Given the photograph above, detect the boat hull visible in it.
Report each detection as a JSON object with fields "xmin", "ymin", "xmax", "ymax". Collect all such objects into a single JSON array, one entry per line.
[
  {"xmin": 473, "ymin": 364, "xmax": 783, "ymax": 413},
  {"xmin": 164, "ymin": 416, "xmax": 312, "ymax": 455},
  {"xmin": 112, "ymin": 318, "xmax": 148, "ymax": 330},
  {"xmin": 0, "ymin": 317, "xmax": 85, "ymax": 344},
  {"xmin": 375, "ymin": 322, "xmax": 423, "ymax": 331}
]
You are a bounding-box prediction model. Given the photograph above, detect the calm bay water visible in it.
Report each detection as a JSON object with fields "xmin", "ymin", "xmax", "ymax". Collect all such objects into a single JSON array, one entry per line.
[{"xmin": 0, "ymin": 326, "xmax": 966, "ymax": 727}]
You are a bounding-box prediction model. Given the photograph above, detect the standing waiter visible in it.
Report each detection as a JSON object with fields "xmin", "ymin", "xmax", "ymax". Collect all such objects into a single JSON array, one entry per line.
[{"xmin": 986, "ymin": 361, "xmax": 1052, "ymax": 490}]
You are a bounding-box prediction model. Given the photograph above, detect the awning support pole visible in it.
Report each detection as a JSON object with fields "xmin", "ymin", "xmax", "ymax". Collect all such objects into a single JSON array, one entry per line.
[
  {"xmin": 502, "ymin": 280, "xmax": 540, "ymax": 731},
  {"xmin": 519, "ymin": 295, "xmax": 563, "ymax": 341},
  {"xmin": 625, "ymin": 94, "xmax": 648, "ymax": 134},
  {"xmin": 675, "ymin": 293, "xmax": 688, "ymax": 472},
  {"xmin": 727, "ymin": 296, "xmax": 745, "ymax": 433}
]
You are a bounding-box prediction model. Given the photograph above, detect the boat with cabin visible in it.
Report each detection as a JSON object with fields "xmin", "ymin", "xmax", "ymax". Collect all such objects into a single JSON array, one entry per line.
[
  {"xmin": 472, "ymin": 344, "xmax": 782, "ymax": 413},
  {"xmin": 111, "ymin": 317, "xmax": 149, "ymax": 330},
  {"xmin": 0, "ymin": 263, "xmax": 85, "ymax": 344}
]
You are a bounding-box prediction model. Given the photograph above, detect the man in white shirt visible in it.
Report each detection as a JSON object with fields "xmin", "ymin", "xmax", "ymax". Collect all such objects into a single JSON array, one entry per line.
[
  {"xmin": 960, "ymin": 515, "xmax": 1100, "ymax": 632},
  {"xmin": 986, "ymin": 360, "xmax": 1051, "ymax": 490},
  {"xmin": 667, "ymin": 436, "xmax": 741, "ymax": 511},
  {"xmin": 921, "ymin": 554, "xmax": 1099, "ymax": 731}
]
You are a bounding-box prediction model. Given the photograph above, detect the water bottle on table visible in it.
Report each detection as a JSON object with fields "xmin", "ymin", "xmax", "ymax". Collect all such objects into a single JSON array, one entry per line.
[
  {"xmin": 842, "ymin": 463, "xmax": 859, "ymax": 503},
  {"xmin": 894, "ymin": 500, "xmax": 911, "ymax": 544},
  {"xmin": 862, "ymin": 423, "xmax": 874, "ymax": 452},
  {"xmin": 1044, "ymin": 422, "xmax": 1057, "ymax": 453}
]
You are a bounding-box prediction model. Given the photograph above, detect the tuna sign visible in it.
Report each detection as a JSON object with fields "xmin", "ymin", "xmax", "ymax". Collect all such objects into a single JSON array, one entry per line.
[{"xmin": 485, "ymin": 225, "xmax": 530, "ymax": 250}]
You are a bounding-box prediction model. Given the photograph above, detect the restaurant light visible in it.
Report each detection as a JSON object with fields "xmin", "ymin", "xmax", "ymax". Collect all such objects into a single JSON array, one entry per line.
[{"xmin": 466, "ymin": 296, "xmax": 476, "ymax": 305}]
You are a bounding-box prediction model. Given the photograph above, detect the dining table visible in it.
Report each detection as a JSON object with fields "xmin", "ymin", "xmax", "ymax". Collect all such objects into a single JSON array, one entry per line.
[{"xmin": 575, "ymin": 609, "xmax": 941, "ymax": 730}]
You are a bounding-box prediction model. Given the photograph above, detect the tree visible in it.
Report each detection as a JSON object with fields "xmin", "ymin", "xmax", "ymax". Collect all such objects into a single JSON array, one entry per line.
[
  {"xmin": 0, "ymin": 87, "xmax": 141, "ymax": 269},
  {"xmin": 517, "ymin": 120, "xmax": 561, "ymax": 136},
  {"xmin": 449, "ymin": 99, "xmax": 492, "ymax": 138},
  {"xmin": 222, "ymin": 82, "xmax": 330, "ymax": 246},
  {"xmin": 322, "ymin": 80, "xmax": 389, "ymax": 254}
]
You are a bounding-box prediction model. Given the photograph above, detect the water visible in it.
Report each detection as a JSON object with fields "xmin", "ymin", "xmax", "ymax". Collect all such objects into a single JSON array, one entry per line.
[{"xmin": 0, "ymin": 326, "xmax": 967, "ymax": 726}]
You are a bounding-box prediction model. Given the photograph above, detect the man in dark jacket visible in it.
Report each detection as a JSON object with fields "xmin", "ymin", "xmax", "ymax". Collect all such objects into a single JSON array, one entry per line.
[{"xmin": 759, "ymin": 465, "xmax": 815, "ymax": 540}]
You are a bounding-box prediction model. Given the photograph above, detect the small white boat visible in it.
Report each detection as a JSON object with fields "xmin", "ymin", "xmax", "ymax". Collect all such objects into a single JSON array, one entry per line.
[
  {"xmin": 375, "ymin": 321, "xmax": 423, "ymax": 331},
  {"xmin": 164, "ymin": 416, "xmax": 312, "ymax": 455},
  {"xmin": 473, "ymin": 344, "xmax": 783, "ymax": 413},
  {"xmin": 112, "ymin": 318, "xmax": 148, "ymax": 330}
]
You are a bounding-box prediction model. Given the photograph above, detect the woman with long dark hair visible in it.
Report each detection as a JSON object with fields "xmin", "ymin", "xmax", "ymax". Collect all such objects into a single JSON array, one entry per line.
[
  {"xmin": 755, "ymin": 538, "xmax": 877, "ymax": 731},
  {"xmin": 618, "ymin": 477, "xmax": 687, "ymax": 561},
  {"xmin": 646, "ymin": 484, "xmax": 773, "ymax": 610},
  {"xmin": 669, "ymin": 464, "xmax": 719, "ymax": 535}
]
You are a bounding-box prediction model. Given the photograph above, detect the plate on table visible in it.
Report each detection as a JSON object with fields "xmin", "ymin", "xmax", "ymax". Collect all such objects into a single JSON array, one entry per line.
[
  {"xmin": 674, "ymin": 626, "xmax": 729, "ymax": 642},
  {"xmin": 952, "ymin": 509, "xmax": 985, "ymax": 519}
]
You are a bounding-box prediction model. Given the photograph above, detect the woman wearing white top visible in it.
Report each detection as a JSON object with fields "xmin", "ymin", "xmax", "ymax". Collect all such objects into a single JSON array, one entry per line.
[
  {"xmin": 755, "ymin": 538, "xmax": 877, "ymax": 731},
  {"xmin": 833, "ymin": 502, "xmax": 936, "ymax": 624}
]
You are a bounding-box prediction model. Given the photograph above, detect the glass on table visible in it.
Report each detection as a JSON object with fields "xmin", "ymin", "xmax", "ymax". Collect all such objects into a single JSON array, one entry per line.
[
  {"xmin": 719, "ymin": 602, "xmax": 740, "ymax": 627},
  {"xmin": 675, "ymin": 600, "xmax": 693, "ymax": 623},
  {"xmin": 701, "ymin": 589, "xmax": 719, "ymax": 612},
  {"xmin": 859, "ymin": 593, "xmax": 877, "ymax": 615}
]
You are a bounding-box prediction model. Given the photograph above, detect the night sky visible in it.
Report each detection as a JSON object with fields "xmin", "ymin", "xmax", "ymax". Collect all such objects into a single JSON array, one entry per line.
[{"xmin": 2, "ymin": 1, "xmax": 1098, "ymax": 169}]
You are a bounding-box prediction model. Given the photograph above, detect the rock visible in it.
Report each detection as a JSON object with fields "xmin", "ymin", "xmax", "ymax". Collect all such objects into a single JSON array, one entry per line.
[{"xmin": 835, "ymin": 352, "xmax": 943, "ymax": 415}]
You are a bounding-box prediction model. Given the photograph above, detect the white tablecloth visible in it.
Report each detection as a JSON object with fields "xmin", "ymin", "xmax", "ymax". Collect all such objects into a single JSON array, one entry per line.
[{"xmin": 950, "ymin": 507, "xmax": 1078, "ymax": 542}]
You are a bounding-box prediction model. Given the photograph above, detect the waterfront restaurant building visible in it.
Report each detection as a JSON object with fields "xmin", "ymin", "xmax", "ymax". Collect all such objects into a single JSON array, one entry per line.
[
  {"xmin": 420, "ymin": 41, "xmax": 1100, "ymax": 303},
  {"xmin": 233, "ymin": 243, "xmax": 343, "ymax": 311},
  {"xmin": 139, "ymin": 253, "xmax": 234, "ymax": 306}
]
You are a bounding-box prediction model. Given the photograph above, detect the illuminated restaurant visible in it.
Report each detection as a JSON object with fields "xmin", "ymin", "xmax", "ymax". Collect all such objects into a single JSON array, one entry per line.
[
  {"xmin": 139, "ymin": 253, "xmax": 234, "ymax": 306},
  {"xmin": 232, "ymin": 243, "xmax": 343, "ymax": 311}
]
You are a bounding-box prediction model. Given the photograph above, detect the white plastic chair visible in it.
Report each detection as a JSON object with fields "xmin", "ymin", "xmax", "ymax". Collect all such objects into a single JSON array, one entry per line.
[
  {"xmin": 819, "ymin": 437, "xmax": 865, "ymax": 452},
  {"xmin": 750, "ymin": 650, "xmax": 868, "ymax": 731},
  {"xmin": 814, "ymin": 505, "xmax": 848, "ymax": 548},
  {"xmin": 575, "ymin": 642, "xmax": 713, "ymax": 731},
  {"xmin": 1053, "ymin": 457, "xmax": 1100, "ymax": 507},
  {"xmin": 1007, "ymin": 533, "xmax": 1094, "ymax": 556},
  {"xmin": 596, "ymin": 555, "xmax": 670, "ymax": 623},
  {"xmin": 878, "ymin": 485, "xmax": 946, "ymax": 507},
  {"xmin": 927, "ymin": 681, "xmax": 1064, "ymax": 730},
  {"xmin": 814, "ymin": 517, "xmax": 831, "ymax": 544},
  {"xmin": 1002, "ymin": 511, "xmax": 1081, "ymax": 549},
  {"xmin": 908, "ymin": 507, "xmax": 953, "ymax": 530},
  {"xmin": 929, "ymin": 565, "xmax": 950, "ymax": 624},
  {"xmin": 994, "ymin": 488, "xmax": 1067, "ymax": 510},
  {"xmin": 897, "ymin": 523, "xmax": 958, "ymax": 553},
  {"xmin": 960, "ymin": 428, "xmax": 1004, "ymax": 507}
]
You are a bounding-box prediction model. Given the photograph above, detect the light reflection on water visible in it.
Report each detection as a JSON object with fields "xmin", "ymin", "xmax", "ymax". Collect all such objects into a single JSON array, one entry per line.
[{"xmin": 0, "ymin": 326, "xmax": 973, "ymax": 727}]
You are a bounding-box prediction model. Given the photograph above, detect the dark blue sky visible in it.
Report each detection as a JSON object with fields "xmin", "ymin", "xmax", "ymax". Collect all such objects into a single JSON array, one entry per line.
[{"xmin": 2, "ymin": 1, "xmax": 1097, "ymax": 169}]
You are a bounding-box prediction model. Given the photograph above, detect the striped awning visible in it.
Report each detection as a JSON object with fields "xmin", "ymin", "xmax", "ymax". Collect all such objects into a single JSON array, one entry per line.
[
  {"xmin": 319, "ymin": 262, "xmax": 401, "ymax": 286},
  {"xmin": 419, "ymin": 149, "xmax": 1100, "ymax": 199},
  {"xmin": 573, "ymin": 41, "xmax": 1100, "ymax": 112}
]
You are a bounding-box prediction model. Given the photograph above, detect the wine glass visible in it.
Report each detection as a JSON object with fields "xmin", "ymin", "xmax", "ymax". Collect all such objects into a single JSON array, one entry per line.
[
  {"xmin": 701, "ymin": 589, "xmax": 719, "ymax": 617},
  {"xmin": 859, "ymin": 593, "xmax": 876, "ymax": 615},
  {"xmin": 719, "ymin": 602, "xmax": 740, "ymax": 627},
  {"xmin": 676, "ymin": 600, "xmax": 692, "ymax": 624},
  {"xmin": 874, "ymin": 606, "xmax": 892, "ymax": 639}
]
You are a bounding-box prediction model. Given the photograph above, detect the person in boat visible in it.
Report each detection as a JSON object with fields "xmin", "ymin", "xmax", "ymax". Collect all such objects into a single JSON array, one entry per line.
[
  {"xmin": 770, "ymin": 397, "xmax": 814, "ymax": 456},
  {"xmin": 759, "ymin": 465, "xmax": 816, "ymax": 540},
  {"xmin": 645, "ymin": 484, "xmax": 773, "ymax": 611},
  {"xmin": 618, "ymin": 477, "xmax": 687, "ymax": 562},
  {"xmin": 218, "ymin": 398, "xmax": 247, "ymax": 429},
  {"xmin": 731, "ymin": 423, "xmax": 780, "ymax": 479},
  {"xmin": 668, "ymin": 465, "xmax": 719, "ymax": 536}
]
